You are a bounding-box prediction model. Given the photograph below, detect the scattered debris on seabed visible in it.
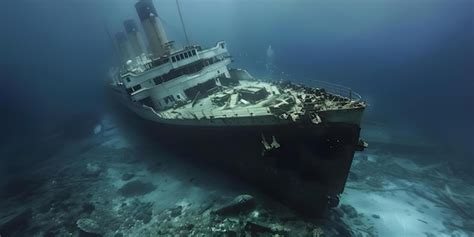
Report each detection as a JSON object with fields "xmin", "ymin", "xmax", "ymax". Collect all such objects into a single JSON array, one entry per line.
[
  {"xmin": 343, "ymin": 150, "xmax": 474, "ymax": 237},
  {"xmin": 0, "ymin": 115, "xmax": 473, "ymax": 237}
]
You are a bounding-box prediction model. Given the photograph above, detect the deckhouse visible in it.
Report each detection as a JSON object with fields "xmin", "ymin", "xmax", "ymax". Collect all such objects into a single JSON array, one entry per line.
[{"xmin": 120, "ymin": 42, "xmax": 232, "ymax": 110}]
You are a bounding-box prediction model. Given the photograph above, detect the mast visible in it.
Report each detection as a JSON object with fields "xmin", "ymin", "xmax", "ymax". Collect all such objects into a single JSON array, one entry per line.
[
  {"xmin": 115, "ymin": 32, "xmax": 131, "ymax": 63},
  {"xmin": 104, "ymin": 25, "xmax": 120, "ymax": 64},
  {"xmin": 176, "ymin": 0, "xmax": 190, "ymax": 46}
]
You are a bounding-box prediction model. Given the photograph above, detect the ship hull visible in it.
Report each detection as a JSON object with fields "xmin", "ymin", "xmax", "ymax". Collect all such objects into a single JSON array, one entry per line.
[{"xmin": 109, "ymin": 86, "xmax": 362, "ymax": 215}]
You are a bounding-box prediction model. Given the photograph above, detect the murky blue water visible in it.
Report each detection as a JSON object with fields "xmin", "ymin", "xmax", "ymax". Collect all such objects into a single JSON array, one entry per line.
[{"xmin": 1, "ymin": 0, "xmax": 473, "ymax": 236}]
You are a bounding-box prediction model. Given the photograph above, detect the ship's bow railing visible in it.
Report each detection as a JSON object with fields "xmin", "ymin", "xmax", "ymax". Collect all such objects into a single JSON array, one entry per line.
[{"xmin": 309, "ymin": 80, "xmax": 362, "ymax": 102}]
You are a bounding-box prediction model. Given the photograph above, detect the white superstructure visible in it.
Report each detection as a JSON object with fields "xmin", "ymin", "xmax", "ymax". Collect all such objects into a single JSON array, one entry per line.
[
  {"xmin": 110, "ymin": 0, "xmax": 365, "ymax": 128},
  {"xmin": 119, "ymin": 42, "xmax": 231, "ymax": 111}
]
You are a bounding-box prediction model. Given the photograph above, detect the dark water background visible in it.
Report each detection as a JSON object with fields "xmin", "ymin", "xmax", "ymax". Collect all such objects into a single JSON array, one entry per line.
[{"xmin": 1, "ymin": 0, "xmax": 473, "ymax": 159}]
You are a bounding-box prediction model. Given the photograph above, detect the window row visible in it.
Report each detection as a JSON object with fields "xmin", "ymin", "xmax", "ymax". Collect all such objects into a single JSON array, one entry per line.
[
  {"xmin": 153, "ymin": 56, "xmax": 226, "ymax": 86},
  {"xmin": 126, "ymin": 84, "xmax": 142, "ymax": 94},
  {"xmin": 171, "ymin": 50, "xmax": 197, "ymax": 63},
  {"xmin": 151, "ymin": 57, "xmax": 170, "ymax": 67},
  {"xmin": 126, "ymin": 55, "xmax": 227, "ymax": 95}
]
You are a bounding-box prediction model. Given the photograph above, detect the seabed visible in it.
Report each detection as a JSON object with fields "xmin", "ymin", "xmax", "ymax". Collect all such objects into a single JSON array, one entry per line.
[{"xmin": 0, "ymin": 114, "xmax": 473, "ymax": 237}]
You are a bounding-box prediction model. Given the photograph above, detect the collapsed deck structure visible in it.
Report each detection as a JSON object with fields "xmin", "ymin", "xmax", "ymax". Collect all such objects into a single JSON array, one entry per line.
[{"xmin": 109, "ymin": 0, "xmax": 367, "ymax": 214}]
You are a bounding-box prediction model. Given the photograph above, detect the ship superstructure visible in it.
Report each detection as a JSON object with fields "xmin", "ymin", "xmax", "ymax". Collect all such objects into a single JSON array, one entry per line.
[{"xmin": 109, "ymin": 0, "xmax": 367, "ymax": 214}]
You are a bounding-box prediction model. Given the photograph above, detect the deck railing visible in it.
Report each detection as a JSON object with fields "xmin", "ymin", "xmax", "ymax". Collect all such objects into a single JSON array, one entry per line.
[{"xmin": 309, "ymin": 80, "xmax": 362, "ymax": 102}]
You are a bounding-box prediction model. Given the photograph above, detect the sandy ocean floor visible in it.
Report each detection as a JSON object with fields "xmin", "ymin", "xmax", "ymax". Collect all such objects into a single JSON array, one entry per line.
[{"xmin": 0, "ymin": 114, "xmax": 473, "ymax": 237}]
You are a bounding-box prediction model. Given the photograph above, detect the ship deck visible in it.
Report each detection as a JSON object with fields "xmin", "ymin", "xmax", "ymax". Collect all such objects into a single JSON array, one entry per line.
[{"xmin": 156, "ymin": 79, "xmax": 365, "ymax": 122}]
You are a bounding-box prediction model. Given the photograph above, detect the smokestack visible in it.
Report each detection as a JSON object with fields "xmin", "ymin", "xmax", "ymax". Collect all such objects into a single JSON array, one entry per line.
[
  {"xmin": 135, "ymin": 0, "xmax": 169, "ymax": 58},
  {"xmin": 115, "ymin": 32, "xmax": 131, "ymax": 63},
  {"xmin": 123, "ymin": 19, "xmax": 144, "ymax": 58}
]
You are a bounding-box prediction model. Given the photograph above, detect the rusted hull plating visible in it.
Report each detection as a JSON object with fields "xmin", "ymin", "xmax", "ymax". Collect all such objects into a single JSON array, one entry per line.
[{"xmin": 111, "ymin": 98, "xmax": 362, "ymax": 215}]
